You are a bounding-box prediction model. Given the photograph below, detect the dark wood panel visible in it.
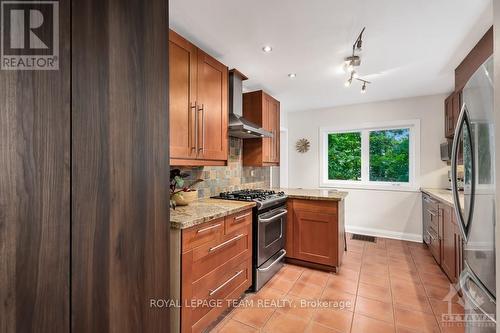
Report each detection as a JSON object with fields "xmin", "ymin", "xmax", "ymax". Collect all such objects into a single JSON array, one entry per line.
[
  {"xmin": 0, "ymin": 0, "xmax": 70, "ymax": 332},
  {"xmin": 455, "ymin": 27, "xmax": 493, "ymax": 90},
  {"xmin": 72, "ymin": 0, "xmax": 170, "ymax": 332}
]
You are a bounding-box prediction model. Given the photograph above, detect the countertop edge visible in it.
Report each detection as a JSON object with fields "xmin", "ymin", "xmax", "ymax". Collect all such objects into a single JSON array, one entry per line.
[
  {"xmin": 420, "ymin": 188, "xmax": 454, "ymax": 206},
  {"xmin": 285, "ymin": 194, "xmax": 344, "ymax": 201},
  {"xmin": 170, "ymin": 201, "xmax": 256, "ymax": 230}
]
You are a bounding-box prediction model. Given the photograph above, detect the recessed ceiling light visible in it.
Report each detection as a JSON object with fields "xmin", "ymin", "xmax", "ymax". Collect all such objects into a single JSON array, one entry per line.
[
  {"xmin": 288, "ymin": 73, "xmax": 296, "ymax": 78},
  {"xmin": 262, "ymin": 45, "xmax": 272, "ymax": 53}
]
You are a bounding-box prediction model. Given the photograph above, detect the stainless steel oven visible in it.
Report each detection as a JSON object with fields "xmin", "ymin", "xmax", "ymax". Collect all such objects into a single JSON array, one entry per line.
[{"xmin": 254, "ymin": 204, "xmax": 287, "ymax": 291}]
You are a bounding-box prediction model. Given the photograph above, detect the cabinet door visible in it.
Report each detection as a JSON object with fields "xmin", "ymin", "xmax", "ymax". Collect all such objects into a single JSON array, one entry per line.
[
  {"xmin": 268, "ymin": 98, "xmax": 280, "ymax": 164},
  {"xmin": 454, "ymin": 218, "xmax": 463, "ymax": 281},
  {"xmin": 441, "ymin": 205, "xmax": 456, "ymax": 281},
  {"xmin": 196, "ymin": 51, "xmax": 228, "ymax": 161},
  {"xmin": 169, "ymin": 31, "xmax": 198, "ymax": 159},
  {"xmin": 262, "ymin": 95, "xmax": 272, "ymax": 163},
  {"xmin": 452, "ymin": 91, "xmax": 462, "ymax": 133},
  {"xmin": 444, "ymin": 95, "xmax": 454, "ymax": 139},
  {"xmin": 293, "ymin": 209, "xmax": 338, "ymax": 266}
]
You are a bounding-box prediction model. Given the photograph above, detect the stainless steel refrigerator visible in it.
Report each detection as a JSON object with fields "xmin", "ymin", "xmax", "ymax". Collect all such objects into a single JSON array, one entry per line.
[{"xmin": 452, "ymin": 56, "xmax": 496, "ymax": 332}]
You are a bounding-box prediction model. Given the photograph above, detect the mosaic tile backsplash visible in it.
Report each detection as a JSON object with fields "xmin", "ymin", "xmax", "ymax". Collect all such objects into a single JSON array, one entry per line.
[{"xmin": 176, "ymin": 137, "xmax": 271, "ymax": 199}]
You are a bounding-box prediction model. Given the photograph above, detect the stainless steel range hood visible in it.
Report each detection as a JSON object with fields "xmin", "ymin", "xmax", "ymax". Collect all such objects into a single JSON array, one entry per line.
[{"xmin": 228, "ymin": 69, "xmax": 273, "ymax": 139}]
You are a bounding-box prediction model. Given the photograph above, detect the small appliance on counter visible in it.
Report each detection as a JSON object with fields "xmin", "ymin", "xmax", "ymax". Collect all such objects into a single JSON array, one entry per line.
[
  {"xmin": 447, "ymin": 166, "xmax": 464, "ymax": 191},
  {"xmin": 212, "ymin": 189, "xmax": 287, "ymax": 291},
  {"xmin": 441, "ymin": 140, "xmax": 452, "ymax": 161}
]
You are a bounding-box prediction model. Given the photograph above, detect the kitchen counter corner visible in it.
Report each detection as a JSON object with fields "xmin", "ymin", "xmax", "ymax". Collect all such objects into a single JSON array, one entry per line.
[
  {"xmin": 170, "ymin": 199, "xmax": 256, "ymax": 229},
  {"xmin": 277, "ymin": 188, "xmax": 348, "ymax": 201},
  {"xmin": 421, "ymin": 188, "xmax": 464, "ymax": 208}
]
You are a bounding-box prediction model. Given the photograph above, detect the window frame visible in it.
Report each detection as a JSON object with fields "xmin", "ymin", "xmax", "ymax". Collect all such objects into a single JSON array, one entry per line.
[{"xmin": 319, "ymin": 120, "xmax": 420, "ymax": 191}]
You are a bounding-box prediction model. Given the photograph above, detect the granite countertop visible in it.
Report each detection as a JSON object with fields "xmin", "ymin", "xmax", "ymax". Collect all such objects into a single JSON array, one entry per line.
[
  {"xmin": 421, "ymin": 188, "xmax": 464, "ymax": 208},
  {"xmin": 170, "ymin": 199, "xmax": 256, "ymax": 229},
  {"xmin": 276, "ymin": 188, "xmax": 348, "ymax": 201}
]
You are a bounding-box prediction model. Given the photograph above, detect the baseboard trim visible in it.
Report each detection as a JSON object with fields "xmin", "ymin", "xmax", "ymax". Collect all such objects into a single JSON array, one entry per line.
[{"xmin": 345, "ymin": 225, "xmax": 422, "ymax": 243}]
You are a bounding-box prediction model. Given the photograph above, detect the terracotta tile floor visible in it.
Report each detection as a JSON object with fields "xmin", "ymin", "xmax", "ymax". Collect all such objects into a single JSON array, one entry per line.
[{"xmin": 211, "ymin": 234, "xmax": 465, "ymax": 333}]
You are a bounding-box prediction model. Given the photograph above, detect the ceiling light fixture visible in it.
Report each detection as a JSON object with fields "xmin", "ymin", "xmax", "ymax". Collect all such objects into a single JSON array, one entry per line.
[
  {"xmin": 288, "ymin": 73, "xmax": 296, "ymax": 78},
  {"xmin": 356, "ymin": 78, "xmax": 370, "ymax": 93},
  {"xmin": 344, "ymin": 72, "xmax": 354, "ymax": 87},
  {"xmin": 262, "ymin": 45, "xmax": 272, "ymax": 53},
  {"xmin": 342, "ymin": 27, "xmax": 372, "ymax": 92},
  {"xmin": 355, "ymin": 27, "xmax": 365, "ymax": 51}
]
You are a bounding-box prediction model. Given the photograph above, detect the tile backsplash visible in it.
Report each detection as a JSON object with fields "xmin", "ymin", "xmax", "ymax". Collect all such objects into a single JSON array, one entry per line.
[{"xmin": 176, "ymin": 137, "xmax": 270, "ymax": 199}]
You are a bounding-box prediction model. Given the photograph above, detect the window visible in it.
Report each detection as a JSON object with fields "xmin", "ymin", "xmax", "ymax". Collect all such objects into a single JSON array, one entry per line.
[
  {"xmin": 320, "ymin": 121, "xmax": 419, "ymax": 190},
  {"xmin": 327, "ymin": 132, "xmax": 361, "ymax": 181},
  {"xmin": 369, "ymin": 129, "xmax": 410, "ymax": 183}
]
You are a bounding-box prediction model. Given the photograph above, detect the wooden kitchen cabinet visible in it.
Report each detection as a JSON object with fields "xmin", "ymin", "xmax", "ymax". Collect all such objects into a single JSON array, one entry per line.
[
  {"xmin": 242, "ymin": 91, "xmax": 280, "ymax": 166},
  {"xmin": 195, "ymin": 50, "xmax": 228, "ymax": 162},
  {"xmin": 422, "ymin": 192, "xmax": 464, "ymax": 286},
  {"xmin": 285, "ymin": 199, "xmax": 344, "ymax": 270},
  {"xmin": 440, "ymin": 204, "xmax": 456, "ymax": 282},
  {"xmin": 169, "ymin": 30, "xmax": 228, "ymax": 166},
  {"xmin": 172, "ymin": 209, "xmax": 253, "ymax": 333},
  {"xmin": 444, "ymin": 90, "xmax": 462, "ymax": 139}
]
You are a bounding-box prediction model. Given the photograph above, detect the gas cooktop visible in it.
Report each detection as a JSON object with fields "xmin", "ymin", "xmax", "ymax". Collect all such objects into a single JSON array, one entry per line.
[{"xmin": 212, "ymin": 189, "xmax": 287, "ymax": 210}]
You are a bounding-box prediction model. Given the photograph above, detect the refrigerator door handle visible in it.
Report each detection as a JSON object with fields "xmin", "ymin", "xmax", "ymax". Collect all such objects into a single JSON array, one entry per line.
[
  {"xmin": 460, "ymin": 261, "xmax": 496, "ymax": 323},
  {"xmin": 451, "ymin": 103, "xmax": 475, "ymax": 242}
]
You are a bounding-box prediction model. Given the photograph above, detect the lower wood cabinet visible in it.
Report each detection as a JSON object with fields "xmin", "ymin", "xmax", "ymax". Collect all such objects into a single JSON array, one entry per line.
[
  {"xmin": 441, "ymin": 204, "xmax": 456, "ymax": 281},
  {"xmin": 422, "ymin": 193, "xmax": 464, "ymax": 285},
  {"xmin": 172, "ymin": 209, "xmax": 253, "ymax": 333},
  {"xmin": 285, "ymin": 199, "xmax": 344, "ymax": 270}
]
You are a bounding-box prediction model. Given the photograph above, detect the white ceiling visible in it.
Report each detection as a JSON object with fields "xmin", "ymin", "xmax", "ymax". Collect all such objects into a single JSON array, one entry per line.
[{"xmin": 170, "ymin": 0, "xmax": 492, "ymax": 112}]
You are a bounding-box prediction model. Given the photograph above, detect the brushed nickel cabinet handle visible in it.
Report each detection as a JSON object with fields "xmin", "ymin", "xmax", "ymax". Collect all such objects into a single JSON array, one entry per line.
[
  {"xmin": 190, "ymin": 102, "xmax": 197, "ymax": 151},
  {"xmin": 197, "ymin": 104, "xmax": 204, "ymax": 153},
  {"xmin": 196, "ymin": 223, "xmax": 222, "ymax": 234},
  {"xmin": 208, "ymin": 270, "xmax": 244, "ymax": 296},
  {"xmin": 208, "ymin": 234, "xmax": 244, "ymax": 253},
  {"xmin": 233, "ymin": 212, "xmax": 251, "ymax": 222}
]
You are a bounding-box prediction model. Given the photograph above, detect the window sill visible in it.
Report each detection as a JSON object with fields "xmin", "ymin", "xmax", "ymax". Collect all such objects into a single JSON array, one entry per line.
[{"xmin": 319, "ymin": 183, "xmax": 420, "ymax": 193}]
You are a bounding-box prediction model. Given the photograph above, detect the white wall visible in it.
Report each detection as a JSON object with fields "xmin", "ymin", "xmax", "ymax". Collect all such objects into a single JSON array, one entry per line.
[{"xmin": 287, "ymin": 94, "xmax": 449, "ymax": 241}]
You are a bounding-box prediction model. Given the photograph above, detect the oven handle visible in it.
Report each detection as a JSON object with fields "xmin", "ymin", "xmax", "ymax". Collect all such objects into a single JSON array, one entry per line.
[
  {"xmin": 259, "ymin": 209, "xmax": 287, "ymax": 223},
  {"xmin": 258, "ymin": 249, "xmax": 287, "ymax": 272}
]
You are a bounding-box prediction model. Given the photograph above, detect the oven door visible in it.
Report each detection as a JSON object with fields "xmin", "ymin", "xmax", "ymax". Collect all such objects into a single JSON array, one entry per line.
[{"xmin": 257, "ymin": 206, "xmax": 287, "ymax": 267}]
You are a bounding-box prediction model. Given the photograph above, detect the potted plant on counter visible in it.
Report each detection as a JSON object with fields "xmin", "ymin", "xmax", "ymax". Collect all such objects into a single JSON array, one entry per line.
[{"xmin": 170, "ymin": 169, "xmax": 203, "ymax": 208}]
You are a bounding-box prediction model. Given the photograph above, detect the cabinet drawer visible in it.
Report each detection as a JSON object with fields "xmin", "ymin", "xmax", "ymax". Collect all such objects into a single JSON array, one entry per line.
[
  {"xmin": 182, "ymin": 218, "xmax": 224, "ymax": 252},
  {"xmin": 425, "ymin": 207, "xmax": 439, "ymax": 234},
  {"xmin": 428, "ymin": 229, "xmax": 440, "ymax": 264},
  {"xmin": 191, "ymin": 257, "xmax": 251, "ymax": 324},
  {"xmin": 225, "ymin": 209, "xmax": 252, "ymax": 234},
  {"xmin": 192, "ymin": 226, "xmax": 251, "ymax": 281},
  {"xmin": 293, "ymin": 199, "xmax": 337, "ymax": 215}
]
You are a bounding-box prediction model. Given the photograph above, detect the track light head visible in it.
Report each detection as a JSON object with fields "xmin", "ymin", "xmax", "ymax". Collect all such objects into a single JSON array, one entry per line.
[
  {"xmin": 361, "ymin": 82, "xmax": 367, "ymax": 93},
  {"xmin": 356, "ymin": 39, "xmax": 362, "ymax": 51}
]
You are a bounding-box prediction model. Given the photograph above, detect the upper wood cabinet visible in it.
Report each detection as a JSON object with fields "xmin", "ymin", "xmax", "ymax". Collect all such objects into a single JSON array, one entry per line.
[
  {"xmin": 444, "ymin": 90, "xmax": 462, "ymax": 139},
  {"xmin": 242, "ymin": 90, "xmax": 280, "ymax": 166},
  {"xmin": 169, "ymin": 30, "xmax": 228, "ymax": 166}
]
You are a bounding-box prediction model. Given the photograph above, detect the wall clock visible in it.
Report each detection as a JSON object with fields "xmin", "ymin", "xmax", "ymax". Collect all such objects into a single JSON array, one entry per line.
[{"xmin": 295, "ymin": 138, "xmax": 310, "ymax": 153}]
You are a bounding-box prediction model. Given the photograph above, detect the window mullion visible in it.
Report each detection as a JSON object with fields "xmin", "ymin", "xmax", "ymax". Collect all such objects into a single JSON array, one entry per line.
[{"xmin": 361, "ymin": 130, "xmax": 370, "ymax": 183}]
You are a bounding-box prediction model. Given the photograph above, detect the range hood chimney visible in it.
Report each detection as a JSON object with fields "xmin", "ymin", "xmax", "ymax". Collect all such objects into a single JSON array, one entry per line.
[{"xmin": 228, "ymin": 69, "xmax": 273, "ymax": 139}]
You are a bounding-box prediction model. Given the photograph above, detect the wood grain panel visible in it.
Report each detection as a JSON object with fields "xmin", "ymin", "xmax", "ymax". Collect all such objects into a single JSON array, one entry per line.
[
  {"xmin": 455, "ymin": 27, "xmax": 493, "ymax": 90},
  {"xmin": 72, "ymin": 0, "xmax": 170, "ymax": 332},
  {"xmin": 169, "ymin": 30, "xmax": 197, "ymax": 160},
  {"xmin": 0, "ymin": 0, "xmax": 70, "ymax": 332},
  {"xmin": 196, "ymin": 50, "xmax": 228, "ymax": 161}
]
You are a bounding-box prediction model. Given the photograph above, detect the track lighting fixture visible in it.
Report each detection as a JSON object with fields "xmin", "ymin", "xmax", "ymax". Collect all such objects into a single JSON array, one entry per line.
[
  {"xmin": 354, "ymin": 27, "xmax": 365, "ymax": 52},
  {"xmin": 344, "ymin": 72, "xmax": 355, "ymax": 87},
  {"xmin": 356, "ymin": 78, "xmax": 370, "ymax": 94},
  {"xmin": 342, "ymin": 27, "xmax": 372, "ymax": 93}
]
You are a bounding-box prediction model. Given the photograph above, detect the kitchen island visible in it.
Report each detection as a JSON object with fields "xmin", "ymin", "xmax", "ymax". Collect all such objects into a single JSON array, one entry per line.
[{"xmin": 276, "ymin": 188, "xmax": 348, "ymax": 272}]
